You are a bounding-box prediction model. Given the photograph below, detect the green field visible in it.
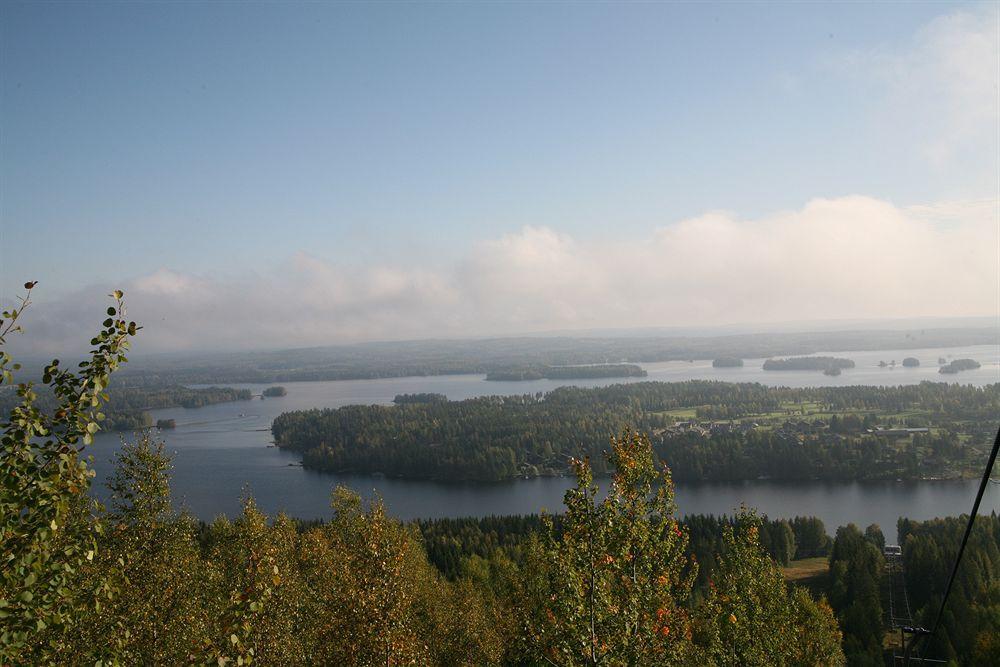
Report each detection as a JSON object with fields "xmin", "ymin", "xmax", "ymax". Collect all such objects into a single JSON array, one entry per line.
[
  {"xmin": 782, "ymin": 557, "xmax": 829, "ymax": 595},
  {"xmin": 657, "ymin": 407, "xmax": 700, "ymax": 419}
]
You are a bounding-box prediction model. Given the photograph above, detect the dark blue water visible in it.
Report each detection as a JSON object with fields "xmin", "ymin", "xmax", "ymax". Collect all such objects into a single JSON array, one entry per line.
[{"xmin": 87, "ymin": 343, "xmax": 1000, "ymax": 540}]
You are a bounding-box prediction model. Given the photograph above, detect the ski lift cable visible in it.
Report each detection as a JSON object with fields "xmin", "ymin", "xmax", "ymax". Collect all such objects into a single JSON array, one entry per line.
[{"xmin": 927, "ymin": 425, "xmax": 1000, "ymax": 638}]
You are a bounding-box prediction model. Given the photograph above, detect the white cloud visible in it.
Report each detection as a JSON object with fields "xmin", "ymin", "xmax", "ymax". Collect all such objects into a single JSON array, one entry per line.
[
  {"xmin": 9, "ymin": 196, "xmax": 997, "ymax": 355},
  {"xmin": 838, "ymin": 5, "xmax": 999, "ymax": 166}
]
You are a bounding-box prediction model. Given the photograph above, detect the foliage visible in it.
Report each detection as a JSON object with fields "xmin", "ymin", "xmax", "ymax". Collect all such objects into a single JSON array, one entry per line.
[
  {"xmin": 393, "ymin": 392, "xmax": 447, "ymax": 404},
  {"xmin": 0, "ymin": 284, "xmax": 138, "ymax": 663},
  {"xmin": 2, "ymin": 288, "xmax": 991, "ymax": 665},
  {"xmin": 526, "ymin": 430, "xmax": 697, "ymax": 664},
  {"xmin": 0, "ymin": 283, "xmax": 502, "ymax": 664},
  {"xmin": 827, "ymin": 524, "xmax": 885, "ymax": 665},
  {"xmin": 791, "ymin": 516, "xmax": 832, "ymax": 558},
  {"xmin": 273, "ymin": 380, "xmax": 1000, "ymax": 481},
  {"xmin": 694, "ymin": 512, "xmax": 844, "ymax": 665},
  {"xmin": 417, "ymin": 512, "xmax": 818, "ymax": 591},
  {"xmin": 68, "ymin": 433, "xmax": 212, "ymax": 664},
  {"xmin": 0, "ymin": 383, "xmax": 252, "ymax": 433},
  {"xmin": 522, "ymin": 430, "xmax": 843, "ymax": 665},
  {"xmin": 898, "ymin": 514, "xmax": 1000, "ymax": 664}
]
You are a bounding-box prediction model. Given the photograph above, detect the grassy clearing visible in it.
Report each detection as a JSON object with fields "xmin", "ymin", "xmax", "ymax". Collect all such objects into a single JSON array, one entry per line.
[
  {"xmin": 658, "ymin": 407, "xmax": 700, "ymax": 419},
  {"xmin": 782, "ymin": 557, "xmax": 829, "ymax": 584},
  {"xmin": 777, "ymin": 400, "xmax": 826, "ymax": 413}
]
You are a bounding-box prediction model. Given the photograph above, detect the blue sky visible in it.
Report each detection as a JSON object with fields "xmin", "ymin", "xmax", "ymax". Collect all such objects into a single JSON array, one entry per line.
[{"xmin": 1, "ymin": 2, "xmax": 997, "ymax": 351}]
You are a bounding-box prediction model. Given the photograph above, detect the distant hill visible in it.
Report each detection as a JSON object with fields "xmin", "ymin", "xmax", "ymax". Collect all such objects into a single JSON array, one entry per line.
[{"xmin": 112, "ymin": 326, "xmax": 998, "ymax": 385}]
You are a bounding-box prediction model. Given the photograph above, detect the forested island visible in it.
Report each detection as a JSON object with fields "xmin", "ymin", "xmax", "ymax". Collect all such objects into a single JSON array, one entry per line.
[
  {"xmin": 485, "ymin": 363, "xmax": 646, "ymax": 381},
  {"xmin": 393, "ymin": 393, "xmax": 448, "ymax": 404},
  {"xmin": 271, "ymin": 380, "xmax": 999, "ymax": 482},
  {"xmin": 762, "ymin": 356, "xmax": 855, "ymax": 371},
  {"xmin": 711, "ymin": 357, "xmax": 743, "ymax": 367},
  {"xmin": 902, "ymin": 357, "xmax": 920, "ymax": 367},
  {"xmin": 0, "ymin": 383, "xmax": 252, "ymax": 432},
  {"xmin": 939, "ymin": 358, "xmax": 981, "ymax": 374},
  {"xmin": 262, "ymin": 385, "xmax": 287, "ymax": 397}
]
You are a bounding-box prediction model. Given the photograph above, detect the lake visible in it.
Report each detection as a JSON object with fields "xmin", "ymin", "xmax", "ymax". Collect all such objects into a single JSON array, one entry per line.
[{"xmin": 89, "ymin": 343, "xmax": 1000, "ymax": 539}]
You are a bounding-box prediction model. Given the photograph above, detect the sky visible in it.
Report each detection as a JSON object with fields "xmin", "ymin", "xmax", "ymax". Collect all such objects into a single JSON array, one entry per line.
[{"xmin": 1, "ymin": 2, "xmax": 998, "ymax": 354}]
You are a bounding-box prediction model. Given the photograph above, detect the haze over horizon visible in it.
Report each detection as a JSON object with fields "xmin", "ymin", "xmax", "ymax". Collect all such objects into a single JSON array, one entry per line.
[{"xmin": 2, "ymin": 2, "xmax": 998, "ymax": 354}]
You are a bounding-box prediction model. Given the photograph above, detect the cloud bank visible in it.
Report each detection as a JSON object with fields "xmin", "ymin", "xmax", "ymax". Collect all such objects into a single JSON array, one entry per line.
[{"xmin": 11, "ymin": 196, "xmax": 998, "ymax": 355}]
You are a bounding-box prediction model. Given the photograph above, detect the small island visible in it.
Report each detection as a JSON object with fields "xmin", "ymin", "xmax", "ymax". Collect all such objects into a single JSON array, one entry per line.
[
  {"xmin": 394, "ymin": 393, "xmax": 448, "ymax": 404},
  {"xmin": 712, "ymin": 357, "xmax": 744, "ymax": 368},
  {"xmin": 939, "ymin": 359, "xmax": 981, "ymax": 374},
  {"xmin": 902, "ymin": 357, "xmax": 920, "ymax": 368},
  {"xmin": 485, "ymin": 364, "xmax": 647, "ymax": 381},
  {"xmin": 823, "ymin": 367, "xmax": 841, "ymax": 376},
  {"xmin": 262, "ymin": 386, "xmax": 287, "ymax": 397},
  {"xmin": 762, "ymin": 356, "xmax": 855, "ymax": 372},
  {"xmin": 156, "ymin": 418, "xmax": 176, "ymax": 429}
]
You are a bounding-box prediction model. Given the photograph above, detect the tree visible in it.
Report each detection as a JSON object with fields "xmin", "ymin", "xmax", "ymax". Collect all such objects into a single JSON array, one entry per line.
[
  {"xmin": 206, "ymin": 500, "xmax": 307, "ymax": 666},
  {"xmin": 528, "ymin": 429, "xmax": 697, "ymax": 664},
  {"xmin": 864, "ymin": 524, "xmax": 885, "ymax": 552},
  {"xmin": 70, "ymin": 433, "xmax": 212, "ymax": 664},
  {"xmin": 792, "ymin": 516, "xmax": 831, "ymax": 558},
  {"xmin": 1, "ymin": 284, "xmax": 138, "ymax": 663},
  {"xmin": 527, "ymin": 430, "xmax": 845, "ymax": 665},
  {"xmin": 696, "ymin": 510, "xmax": 844, "ymax": 666},
  {"xmin": 828, "ymin": 525, "xmax": 884, "ymax": 665}
]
